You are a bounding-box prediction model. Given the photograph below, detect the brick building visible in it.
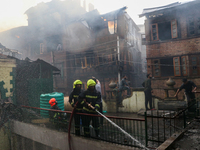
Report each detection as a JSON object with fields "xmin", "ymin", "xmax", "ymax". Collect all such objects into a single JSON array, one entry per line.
[
  {"xmin": 140, "ymin": 1, "xmax": 200, "ymax": 100},
  {"xmin": 23, "ymin": 0, "xmax": 144, "ymax": 97}
]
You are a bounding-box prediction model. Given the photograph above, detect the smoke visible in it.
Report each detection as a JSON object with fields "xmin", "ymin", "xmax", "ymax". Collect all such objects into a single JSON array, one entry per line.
[{"xmin": 64, "ymin": 21, "xmax": 94, "ymax": 53}]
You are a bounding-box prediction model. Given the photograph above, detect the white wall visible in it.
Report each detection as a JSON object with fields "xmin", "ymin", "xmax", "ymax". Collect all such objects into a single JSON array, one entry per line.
[{"xmin": 103, "ymin": 91, "xmax": 159, "ymax": 113}]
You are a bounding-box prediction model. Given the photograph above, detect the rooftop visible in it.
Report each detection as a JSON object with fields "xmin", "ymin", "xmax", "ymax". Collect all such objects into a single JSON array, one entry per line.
[{"xmin": 139, "ymin": 0, "xmax": 196, "ymax": 18}]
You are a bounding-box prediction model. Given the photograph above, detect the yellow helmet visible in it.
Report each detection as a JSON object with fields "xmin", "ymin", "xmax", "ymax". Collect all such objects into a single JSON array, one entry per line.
[
  {"xmin": 87, "ymin": 79, "xmax": 96, "ymax": 89},
  {"xmin": 73, "ymin": 80, "xmax": 82, "ymax": 88}
]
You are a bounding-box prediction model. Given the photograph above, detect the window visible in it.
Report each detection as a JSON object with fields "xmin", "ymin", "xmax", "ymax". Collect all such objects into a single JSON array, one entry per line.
[
  {"xmin": 81, "ymin": 57, "xmax": 87, "ymax": 68},
  {"xmin": 191, "ymin": 56, "xmax": 198, "ymax": 75},
  {"xmin": 128, "ymin": 51, "xmax": 133, "ymax": 66},
  {"xmin": 158, "ymin": 22, "xmax": 171, "ymax": 40},
  {"xmin": 171, "ymin": 20, "xmax": 178, "ymax": 38},
  {"xmin": 188, "ymin": 17, "xmax": 195, "ymax": 35},
  {"xmin": 108, "ymin": 21, "xmax": 114, "ymax": 34},
  {"xmin": 151, "ymin": 20, "xmax": 178, "ymax": 41},
  {"xmin": 160, "ymin": 58, "xmax": 174, "ymax": 77},
  {"xmin": 188, "ymin": 17, "xmax": 200, "ymax": 36},
  {"xmin": 108, "ymin": 20, "xmax": 117, "ymax": 34},
  {"xmin": 151, "ymin": 24, "xmax": 159, "ymax": 41},
  {"xmin": 197, "ymin": 18, "xmax": 200, "ymax": 34},
  {"xmin": 181, "ymin": 56, "xmax": 187, "ymax": 76},
  {"xmin": 40, "ymin": 43, "xmax": 44, "ymax": 54},
  {"xmin": 75, "ymin": 55, "xmax": 81, "ymax": 67},
  {"xmin": 173, "ymin": 57, "xmax": 181, "ymax": 76},
  {"xmin": 55, "ymin": 63, "xmax": 64, "ymax": 77},
  {"xmin": 153, "ymin": 59, "xmax": 160, "ymax": 77}
]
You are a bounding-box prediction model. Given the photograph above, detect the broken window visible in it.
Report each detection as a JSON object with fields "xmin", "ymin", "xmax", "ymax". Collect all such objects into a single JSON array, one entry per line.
[
  {"xmin": 171, "ymin": 20, "xmax": 178, "ymax": 38},
  {"xmin": 187, "ymin": 17, "xmax": 200, "ymax": 36},
  {"xmin": 173, "ymin": 57, "xmax": 181, "ymax": 76},
  {"xmin": 151, "ymin": 24, "xmax": 159, "ymax": 41},
  {"xmin": 160, "ymin": 58, "xmax": 174, "ymax": 77},
  {"xmin": 151, "ymin": 20, "xmax": 178, "ymax": 41},
  {"xmin": 181, "ymin": 56, "xmax": 187, "ymax": 76},
  {"xmin": 158, "ymin": 22, "xmax": 171, "ymax": 40},
  {"xmin": 108, "ymin": 20, "xmax": 117, "ymax": 34},
  {"xmin": 153, "ymin": 58, "xmax": 176, "ymax": 77},
  {"xmin": 108, "ymin": 21, "xmax": 114, "ymax": 34},
  {"xmin": 153, "ymin": 59, "xmax": 160, "ymax": 77}
]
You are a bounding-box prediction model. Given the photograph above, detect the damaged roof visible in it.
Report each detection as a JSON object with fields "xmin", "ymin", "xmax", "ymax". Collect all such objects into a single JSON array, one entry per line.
[
  {"xmin": 101, "ymin": 6, "xmax": 127, "ymax": 20},
  {"xmin": 139, "ymin": 0, "xmax": 196, "ymax": 18}
]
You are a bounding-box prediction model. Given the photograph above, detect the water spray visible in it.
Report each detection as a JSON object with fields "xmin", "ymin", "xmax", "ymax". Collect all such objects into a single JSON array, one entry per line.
[{"xmin": 87, "ymin": 103, "xmax": 149, "ymax": 150}]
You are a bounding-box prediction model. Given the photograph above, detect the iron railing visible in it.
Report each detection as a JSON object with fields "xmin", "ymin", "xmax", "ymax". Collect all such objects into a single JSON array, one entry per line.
[
  {"xmin": 145, "ymin": 100, "xmax": 197, "ymax": 148},
  {"xmin": 19, "ymin": 105, "xmax": 146, "ymax": 148}
]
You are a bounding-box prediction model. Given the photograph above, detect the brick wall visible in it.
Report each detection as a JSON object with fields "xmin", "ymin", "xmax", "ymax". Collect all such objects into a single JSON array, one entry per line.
[
  {"xmin": 151, "ymin": 78, "xmax": 200, "ymax": 100},
  {"xmin": 144, "ymin": 4, "xmax": 200, "ymax": 100},
  {"xmin": 146, "ymin": 37, "xmax": 200, "ymax": 58}
]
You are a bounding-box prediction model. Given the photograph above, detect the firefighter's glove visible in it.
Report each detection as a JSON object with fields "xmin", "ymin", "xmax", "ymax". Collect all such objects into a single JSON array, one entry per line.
[{"xmin": 94, "ymin": 106, "xmax": 99, "ymax": 111}]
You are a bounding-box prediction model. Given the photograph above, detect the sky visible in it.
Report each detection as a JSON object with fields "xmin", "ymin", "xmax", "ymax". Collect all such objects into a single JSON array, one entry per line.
[{"xmin": 0, "ymin": 0, "xmax": 191, "ymax": 32}]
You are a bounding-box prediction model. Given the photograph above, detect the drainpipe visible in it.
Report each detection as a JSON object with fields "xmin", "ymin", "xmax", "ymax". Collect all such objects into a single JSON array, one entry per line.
[{"xmin": 117, "ymin": 36, "xmax": 120, "ymax": 84}]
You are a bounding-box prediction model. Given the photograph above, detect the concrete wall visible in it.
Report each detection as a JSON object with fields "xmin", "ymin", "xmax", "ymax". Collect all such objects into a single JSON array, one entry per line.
[
  {"xmin": 0, "ymin": 123, "xmax": 10, "ymax": 150},
  {"xmin": 11, "ymin": 120, "xmax": 136, "ymax": 150},
  {"xmin": 103, "ymin": 91, "xmax": 159, "ymax": 113}
]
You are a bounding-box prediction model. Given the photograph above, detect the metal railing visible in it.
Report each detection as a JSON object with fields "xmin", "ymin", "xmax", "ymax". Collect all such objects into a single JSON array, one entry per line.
[
  {"xmin": 18, "ymin": 106, "xmax": 146, "ymax": 148},
  {"xmin": 145, "ymin": 100, "xmax": 197, "ymax": 148}
]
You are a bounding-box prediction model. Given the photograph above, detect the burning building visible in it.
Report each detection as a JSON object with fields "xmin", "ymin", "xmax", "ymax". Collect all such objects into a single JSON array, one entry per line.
[
  {"xmin": 140, "ymin": 0, "xmax": 200, "ymax": 100},
  {"xmin": 23, "ymin": 0, "xmax": 144, "ymax": 97}
]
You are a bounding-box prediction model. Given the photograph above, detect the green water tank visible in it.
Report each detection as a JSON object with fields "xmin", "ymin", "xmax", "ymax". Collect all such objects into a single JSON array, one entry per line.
[{"xmin": 40, "ymin": 92, "xmax": 64, "ymax": 118}]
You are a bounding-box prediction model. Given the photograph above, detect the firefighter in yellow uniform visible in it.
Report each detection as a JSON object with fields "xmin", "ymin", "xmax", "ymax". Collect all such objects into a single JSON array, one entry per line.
[
  {"xmin": 78, "ymin": 79, "xmax": 101, "ymax": 138},
  {"xmin": 69, "ymin": 80, "xmax": 83, "ymax": 135}
]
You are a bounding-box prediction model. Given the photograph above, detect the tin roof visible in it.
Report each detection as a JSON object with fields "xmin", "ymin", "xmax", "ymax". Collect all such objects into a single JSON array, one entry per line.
[{"xmin": 139, "ymin": 0, "xmax": 195, "ymax": 18}]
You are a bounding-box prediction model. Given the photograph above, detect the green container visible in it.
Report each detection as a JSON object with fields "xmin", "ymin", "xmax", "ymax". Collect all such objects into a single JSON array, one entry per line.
[{"xmin": 40, "ymin": 92, "xmax": 64, "ymax": 118}]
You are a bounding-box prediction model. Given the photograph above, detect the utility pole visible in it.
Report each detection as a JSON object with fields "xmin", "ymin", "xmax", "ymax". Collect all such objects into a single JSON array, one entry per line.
[{"xmin": 117, "ymin": 36, "xmax": 120, "ymax": 84}]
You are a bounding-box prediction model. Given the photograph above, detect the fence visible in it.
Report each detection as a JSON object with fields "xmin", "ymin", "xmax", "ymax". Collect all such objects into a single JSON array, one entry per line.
[
  {"xmin": 0, "ymin": 100, "xmax": 199, "ymax": 150},
  {"xmin": 19, "ymin": 105, "xmax": 146, "ymax": 149},
  {"xmin": 145, "ymin": 100, "xmax": 197, "ymax": 149}
]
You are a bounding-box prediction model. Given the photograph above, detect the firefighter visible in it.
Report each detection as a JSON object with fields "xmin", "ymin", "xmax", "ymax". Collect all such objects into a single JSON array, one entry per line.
[
  {"xmin": 69, "ymin": 79, "xmax": 83, "ymax": 135},
  {"xmin": 79, "ymin": 79, "xmax": 101, "ymax": 138},
  {"xmin": 49, "ymin": 98, "xmax": 62, "ymax": 129}
]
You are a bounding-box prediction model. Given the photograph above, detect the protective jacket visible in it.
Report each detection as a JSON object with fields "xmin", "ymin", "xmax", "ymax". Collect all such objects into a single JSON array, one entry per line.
[
  {"xmin": 79, "ymin": 89, "xmax": 101, "ymax": 113},
  {"xmin": 49, "ymin": 105, "xmax": 61, "ymax": 119},
  {"xmin": 69, "ymin": 89, "xmax": 83, "ymax": 111}
]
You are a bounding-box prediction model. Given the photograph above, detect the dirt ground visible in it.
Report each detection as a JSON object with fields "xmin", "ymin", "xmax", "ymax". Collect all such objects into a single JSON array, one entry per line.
[{"xmin": 172, "ymin": 119, "xmax": 200, "ymax": 150}]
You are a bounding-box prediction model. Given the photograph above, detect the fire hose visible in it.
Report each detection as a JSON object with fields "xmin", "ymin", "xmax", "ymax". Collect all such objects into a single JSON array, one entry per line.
[
  {"xmin": 68, "ymin": 100, "xmax": 149, "ymax": 150},
  {"xmin": 68, "ymin": 101, "xmax": 78, "ymax": 150},
  {"xmin": 87, "ymin": 103, "xmax": 149, "ymax": 150}
]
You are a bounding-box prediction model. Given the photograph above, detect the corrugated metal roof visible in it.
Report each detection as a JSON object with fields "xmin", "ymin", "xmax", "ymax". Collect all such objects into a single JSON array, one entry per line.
[{"xmin": 139, "ymin": 0, "xmax": 195, "ymax": 17}]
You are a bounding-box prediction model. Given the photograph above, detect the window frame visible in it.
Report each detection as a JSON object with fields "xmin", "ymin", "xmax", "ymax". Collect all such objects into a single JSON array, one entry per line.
[
  {"xmin": 190, "ymin": 55, "xmax": 199, "ymax": 76},
  {"xmin": 173, "ymin": 57, "xmax": 181, "ymax": 76},
  {"xmin": 171, "ymin": 19, "xmax": 178, "ymax": 38},
  {"xmin": 151, "ymin": 24, "xmax": 159, "ymax": 41},
  {"xmin": 187, "ymin": 16, "xmax": 200, "ymax": 36},
  {"xmin": 153, "ymin": 59, "xmax": 160, "ymax": 77},
  {"xmin": 181, "ymin": 56, "xmax": 188, "ymax": 76}
]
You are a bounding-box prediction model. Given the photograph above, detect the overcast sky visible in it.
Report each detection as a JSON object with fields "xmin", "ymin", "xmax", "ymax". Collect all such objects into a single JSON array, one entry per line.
[{"xmin": 0, "ymin": 0, "xmax": 191, "ymax": 32}]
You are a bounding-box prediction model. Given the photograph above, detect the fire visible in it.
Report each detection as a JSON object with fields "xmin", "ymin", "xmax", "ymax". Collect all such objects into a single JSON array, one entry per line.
[
  {"xmin": 108, "ymin": 21, "xmax": 114, "ymax": 34},
  {"xmin": 15, "ymin": 35, "xmax": 20, "ymax": 38}
]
